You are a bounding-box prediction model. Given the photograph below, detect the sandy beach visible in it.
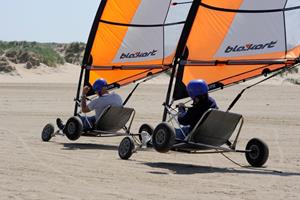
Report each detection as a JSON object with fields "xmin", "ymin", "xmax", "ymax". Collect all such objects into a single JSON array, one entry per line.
[{"xmin": 0, "ymin": 66, "xmax": 300, "ymax": 200}]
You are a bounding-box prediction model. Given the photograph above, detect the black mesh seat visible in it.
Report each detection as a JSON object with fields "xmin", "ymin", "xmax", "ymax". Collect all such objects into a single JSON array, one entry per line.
[
  {"xmin": 94, "ymin": 106, "xmax": 135, "ymax": 132},
  {"xmin": 187, "ymin": 109, "xmax": 242, "ymax": 147}
]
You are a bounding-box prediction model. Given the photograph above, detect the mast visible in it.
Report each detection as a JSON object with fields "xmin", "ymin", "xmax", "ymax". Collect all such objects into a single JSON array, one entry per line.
[
  {"xmin": 162, "ymin": 0, "xmax": 202, "ymax": 121},
  {"xmin": 74, "ymin": 0, "xmax": 108, "ymax": 116}
]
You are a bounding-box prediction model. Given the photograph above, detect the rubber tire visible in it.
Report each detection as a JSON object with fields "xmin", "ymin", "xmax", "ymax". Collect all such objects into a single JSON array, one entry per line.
[
  {"xmin": 64, "ymin": 116, "xmax": 83, "ymax": 141},
  {"xmin": 138, "ymin": 123, "xmax": 154, "ymax": 146},
  {"xmin": 118, "ymin": 137, "xmax": 135, "ymax": 160},
  {"xmin": 41, "ymin": 123, "xmax": 55, "ymax": 142},
  {"xmin": 245, "ymin": 138, "xmax": 269, "ymax": 167},
  {"xmin": 152, "ymin": 122, "xmax": 175, "ymax": 153}
]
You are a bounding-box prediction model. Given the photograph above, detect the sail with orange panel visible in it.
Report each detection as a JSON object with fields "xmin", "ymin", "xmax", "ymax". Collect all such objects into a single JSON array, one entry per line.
[
  {"xmin": 80, "ymin": 0, "xmax": 189, "ymax": 93},
  {"xmin": 169, "ymin": 0, "xmax": 300, "ymax": 101}
]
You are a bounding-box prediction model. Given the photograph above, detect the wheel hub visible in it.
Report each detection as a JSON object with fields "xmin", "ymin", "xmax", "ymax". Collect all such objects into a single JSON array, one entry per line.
[
  {"xmin": 67, "ymin": 122, "xmax": 76, "ymax": 135},
  {"xmin": 156, "ymin": 129, "xmax": 166, "ymax": 145},
  {"xmin": 44, "ymin": 127, "xmax": 51, "ymax": 134},
  {"xmin": 249, "ymin": 145, "xmax": 260, "ymax": 159}
]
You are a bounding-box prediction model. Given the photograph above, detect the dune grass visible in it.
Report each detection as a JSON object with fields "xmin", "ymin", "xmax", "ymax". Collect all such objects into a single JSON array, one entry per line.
[{"xmin": 0, "ymin": 41, "xmax": 65, "ymax": 67}]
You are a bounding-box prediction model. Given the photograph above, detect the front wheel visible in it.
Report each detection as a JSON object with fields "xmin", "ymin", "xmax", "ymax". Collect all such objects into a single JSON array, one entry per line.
[
  {"xmin": 245, "ymin": 138, "xmax": 269, "ymax": 167},
  {"xmin": 118, "ymin": 137, "xmax": 135, "ymax": 160},
  {"xmin": 41, "ymin": 123, "xmax": 55, "ymax": 142},
  {"xmin": 64, "ymin": 116, "xmax": 83, "ymax": 141},
  {"xmin": 152, "ymin": 122, "xmax": 175, "ymax": 153}
]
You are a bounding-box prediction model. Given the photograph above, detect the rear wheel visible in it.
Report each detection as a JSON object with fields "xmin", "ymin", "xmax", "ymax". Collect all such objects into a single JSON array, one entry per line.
[
  {"xmin": 41, "ymin": 123, "xmax": 55, "ymax": 142},
  {"xmin": 138, "ymin": 123, "xmax": 154, "ymax": 147},
  {"xmin": 64, "ymin": 116, "xmax": 83, "ymax": 141},
  {"xmin": 245, "ymin": 138, "xmax": 269, "ymax": 167},
  {"xmin": 118, "ymin": 137, "xmax": 135, "ymax": 160},
  {"xmin": 152, "ymin": 122, "xmax": 175, "ymax": 153}
]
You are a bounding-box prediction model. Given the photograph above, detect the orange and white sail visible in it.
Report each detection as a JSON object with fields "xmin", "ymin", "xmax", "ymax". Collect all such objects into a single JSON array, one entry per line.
[
  {"xmin": 82, "ymin": 0, "xmax": 189, "ymax": 89},
  {"xmin": 173, "ymin": 0, "xmax": 300, "ymax": 100},
  {"xmin": 81, "ymin": 0, "xmax": 300, "ymax": 101}
]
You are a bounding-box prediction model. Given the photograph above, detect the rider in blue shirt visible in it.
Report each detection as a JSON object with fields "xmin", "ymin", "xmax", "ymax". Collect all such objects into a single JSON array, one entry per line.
[{"xmin": 176, "ymin": 79, "xmax": 218, "ymax": 140}]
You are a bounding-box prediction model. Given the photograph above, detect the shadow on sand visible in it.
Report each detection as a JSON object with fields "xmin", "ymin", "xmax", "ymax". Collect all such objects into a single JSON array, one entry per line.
[
  {"xmin": 142, "ymin": 162, "xmax": 300, "ymax": 176},
  {"xmin": 61, "ymin": 143, "xmax": 118, "ymax": 151}
]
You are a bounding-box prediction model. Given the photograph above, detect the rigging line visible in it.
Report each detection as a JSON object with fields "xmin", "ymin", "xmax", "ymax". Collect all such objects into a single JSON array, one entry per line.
[
  {"xmin": 99, "ymin": 19, "xmax": 185, "ymax": 27},
  {"xmin": 283, "ymin": 0, "xmax": 289, "ymax": 59},
  {"xmin": 220, "ymin": 152, "xmax": 244, "ymax": 167},
  {"xmin": 110, "ymin": 67, "xmax": 169, "ymax": 86},
  {"xmin": 226, "ymin": 64, "xmax": 298, "ymax": 112},
  {"xmin": 122, "ymin": 72, "xmax": 166, "ymax": 106},
  {"xmin": 122, "ymin": 84, "xmax": 140, "ymax": 106}
]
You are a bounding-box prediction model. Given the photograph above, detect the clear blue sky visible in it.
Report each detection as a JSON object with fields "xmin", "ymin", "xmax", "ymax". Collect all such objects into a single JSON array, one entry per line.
[{"xmin": 0, "ymin": 0, "xmax": 100, "ymax": 43}]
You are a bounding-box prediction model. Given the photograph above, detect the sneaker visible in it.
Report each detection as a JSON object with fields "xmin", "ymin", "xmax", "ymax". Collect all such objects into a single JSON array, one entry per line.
[
  {"xmin": 56, "ymin": 118, "xmax": 65, "ymax": 130},
  {"xmin": 140, "ymin": 131, "xmax": 152, "ymax": 148},
  {"xmin": 147, "ymin": 138, "xmax": 153, "ymax": 148}
]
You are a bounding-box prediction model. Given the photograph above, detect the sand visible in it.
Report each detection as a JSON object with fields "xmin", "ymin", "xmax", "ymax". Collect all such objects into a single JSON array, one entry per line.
[{"xmin": 0, "ymin": 65, "xmax": 300, "ymax": 200}]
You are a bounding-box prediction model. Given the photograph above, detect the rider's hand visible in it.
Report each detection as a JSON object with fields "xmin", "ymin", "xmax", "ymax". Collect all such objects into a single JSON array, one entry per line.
[
  {"xmin": 177, "ymin": 103, "xmax": 186, "ymax": 113},
  {"xmin": 177, "ymin": 103, "xmax": 186, "ymax": 108},
  {"xmin": 82, "ymin": 86, "xmax": 90, "ymax": 95}
]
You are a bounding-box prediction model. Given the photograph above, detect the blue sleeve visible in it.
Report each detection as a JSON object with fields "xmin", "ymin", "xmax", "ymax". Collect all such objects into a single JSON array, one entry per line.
[
  {"xmin": 178, "ymin": 109, "xmax": 192, "ymax": 126},
  {"xmin": 209, "ymin": 97, "xmax": 218, "ymax": 109}
]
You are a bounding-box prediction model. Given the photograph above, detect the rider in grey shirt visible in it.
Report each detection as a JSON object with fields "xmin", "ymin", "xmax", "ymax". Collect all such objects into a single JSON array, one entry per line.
[
  {"xmin": 80, "ymin": 78, "xmax": 123, "ymax": 131},
  {"xmin": 56, "ymin": 78, "xmax": 122, "ymax": 131},
  {"xmin": 88, "ymin": 92, "xmax": 123, "ymax": 121}
]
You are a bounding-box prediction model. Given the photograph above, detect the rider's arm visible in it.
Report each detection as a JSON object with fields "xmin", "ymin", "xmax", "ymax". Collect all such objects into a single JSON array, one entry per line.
[
  {"xmin": 81, "ymin": 96, "xmax": 91, "ymax": 113},
  {"xmin": 81, "ymin": 86, "xmax": 91, "ymax": 113},
  {"xmin": 178, "ymin": 106, "xmax": 187, "ymax": 119},
  {"xmin": 178, "ymin": 109, "xmax": 191, "ymax": 126}
]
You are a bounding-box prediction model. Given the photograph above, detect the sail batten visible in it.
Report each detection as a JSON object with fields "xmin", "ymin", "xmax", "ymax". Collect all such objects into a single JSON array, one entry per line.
[
  {"xmin": 199, "ymin": 2, "xmax": 300, "ymax": 13},
  {"xmin": 99, "ymin": 19, "xmax": 186, "ymax": 27},
  {"xmin": 87, "ymin": 65, "xmax": 169, "ymax": 70}
]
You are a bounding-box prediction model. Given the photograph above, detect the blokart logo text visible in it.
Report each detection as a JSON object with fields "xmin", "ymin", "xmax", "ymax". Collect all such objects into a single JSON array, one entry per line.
[
  {"xmin": 225, "ymin": 41, "xmax": 277, "ymax": 53},
  {"xmin": 120, "ymin": 50, "xmax": 158, "ymax": 59}
]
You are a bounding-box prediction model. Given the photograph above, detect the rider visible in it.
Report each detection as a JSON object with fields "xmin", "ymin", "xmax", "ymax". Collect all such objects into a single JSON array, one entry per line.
[
  {"xmin": 176, "ymin": 79, "xmax": 218, "ymax": 140},
  {"xmin": 57, "ymin": 78, "xmax": 123, "ymax": 131}
]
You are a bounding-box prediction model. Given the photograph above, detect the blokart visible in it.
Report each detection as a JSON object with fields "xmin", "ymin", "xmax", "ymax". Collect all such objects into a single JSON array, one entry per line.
[
  {"xmin": 41, "ymin": 93, "xmax": 153, "ymax": 159},
  {"xmin": 119, "ymin": 98, "xmax": 269, "ymax": 167},
  {"xmin": 42, "ymin": 103, "xmax": 153, "ymax": 159},
  {"xmin": 41, "ymin": 105, "xmax": 135, "ymax": 141}
]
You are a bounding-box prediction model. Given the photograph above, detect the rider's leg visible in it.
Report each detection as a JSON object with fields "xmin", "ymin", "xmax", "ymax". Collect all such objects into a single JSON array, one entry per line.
[
  {"xmin": 79, "ymin": 116, "xmax": 96, "ymax": 131},
  {"xmin": 175, "ymin": 126, "xmax": 190, "ymax": 140}
]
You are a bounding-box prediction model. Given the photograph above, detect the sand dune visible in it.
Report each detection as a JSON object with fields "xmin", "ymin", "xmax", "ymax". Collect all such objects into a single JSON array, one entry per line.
[{"xmin": 0, "ymin": 63, "xmax": 81, "ymax": 83}]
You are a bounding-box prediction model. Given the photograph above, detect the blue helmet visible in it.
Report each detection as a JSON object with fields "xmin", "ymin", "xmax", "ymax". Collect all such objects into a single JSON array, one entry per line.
[
  {"xmin": 186, "ymin": 79, "xmax": 208, "ymax": 99},
  {"xmin": 93, "ymin": 78, "xmax": 107, "ymax": 93}
]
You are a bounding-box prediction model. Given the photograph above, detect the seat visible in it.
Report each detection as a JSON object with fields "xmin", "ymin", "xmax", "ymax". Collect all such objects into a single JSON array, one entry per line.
[
  {"xmin": 187, "ymin": 109, "xmax": 243, "ymax": 147},
  {"xmin": 94, "ymin": 106, "xmax": 135, "ymax": 133}
]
